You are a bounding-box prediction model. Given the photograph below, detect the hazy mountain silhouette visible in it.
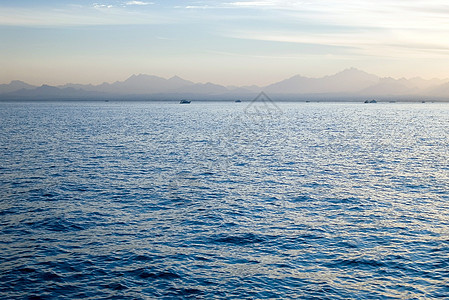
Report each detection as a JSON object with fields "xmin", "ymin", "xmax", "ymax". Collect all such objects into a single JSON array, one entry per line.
[
  {"xmin": 425, "ymin": 82, "xmax": 449, "ymax": 97},
  {"xmin": 1, "ymin": 69, "xmax": 449, "ymax": 100},
  {"xmin": 0, "ymin": 80, "xmax": 36, "ymax": 94},
  {"xmin": 109, "ymin": 74, "xmax": 194, "ymax": 94},
  {"xmin": 3, "ymin": 85, "xmax": 107, "ymax": 100},
  {"xmin": 173, "ymin": 82, "xmax": 229, "ymax": 94},
  {"xmin": 360, "ymin": 77, "xmax": 419, "ymax": 96},
  {"xmin": 265, "ymin": 68, "xmax": 379, "ymax": 94},
  {"xmin": 61, "ymin": 74, "xmax": 194, "ymax": 94},
  {"xmin": 408, "ymin": 77, "xmax": 447, "ymax": 90},
  {"xmin": 228, "ymin": 85, "xmax": 261, "ymax": 93}
]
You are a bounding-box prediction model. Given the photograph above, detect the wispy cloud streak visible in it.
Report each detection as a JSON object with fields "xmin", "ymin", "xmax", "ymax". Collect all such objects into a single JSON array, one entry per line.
[{"xmin": 125, "ymin": 1, "xmax": 154, "ymax": 5}]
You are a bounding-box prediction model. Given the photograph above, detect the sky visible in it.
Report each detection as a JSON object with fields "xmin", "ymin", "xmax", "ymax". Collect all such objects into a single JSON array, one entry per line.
[{"xmin": 2, "ymin": 0, "xmax": 449, "ymax": 86}]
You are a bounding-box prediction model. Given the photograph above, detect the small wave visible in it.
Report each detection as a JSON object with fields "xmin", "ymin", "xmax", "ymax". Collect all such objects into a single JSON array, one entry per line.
[
  {"xmin": 290, "ymin": 195, "xmax": 314, "ymax": 202},
  {"xmin": 103, "ymin": 282, "xmax": 129, "ymax": 291},
  {"xmin": 211, "ymin": 232, "xmax": 268, "ymax": 245},
  {"xmin": 326, "ymin": 197, "xmax": 360, "ymax": 204},
  {"xmin": 17, "ymin": 267, "xmax": 36, "ymax": 274},
  {"xmin": 128, "ymin": 268, "xmax": 181, "ymax": 280},
  {"xmin": 327, "ymin": 257, "xmax": 387, "ymax": 269},
  {"xmin": 167, "ymin": 287, "xmax": 204, "ymax": 297},
  {"xmin": 132, "ymin": 254, "xmax": 156, "ymax": 262},
  {"xmin": 26, "ymin": 217, "xmax": 85, "ymax": 232},
  {"xmin": 41, "ymin": 271, "xmax": 63, "ymax": 282}
]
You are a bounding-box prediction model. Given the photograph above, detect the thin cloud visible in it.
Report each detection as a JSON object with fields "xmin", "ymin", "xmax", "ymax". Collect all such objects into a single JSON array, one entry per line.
[
  {"xmin": 227, "ymin": 1, "xmax": 277, "ymax": 7},
  {"xmin": 184, "ymin": 5, "xmax": 214, "ymax": 9},
  {"xmin": 214, "ymin": 0, "xmax": 449, "ymax": 60},
  {"xmin": 125, "ymin": 1, "xmax": 153, "ymax": 5},
  {"xmin": 225, "ymin": 28, "xmax": 449, "ymax": 59},
  {"xmin": 93, "ymin": 4, "xmax": 113, "ymax": 9}
]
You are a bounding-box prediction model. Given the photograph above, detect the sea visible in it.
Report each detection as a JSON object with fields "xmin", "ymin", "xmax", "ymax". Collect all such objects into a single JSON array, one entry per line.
[{"xmin": 0, "ymin": 100, "xmax": 448, "ymax": 299}]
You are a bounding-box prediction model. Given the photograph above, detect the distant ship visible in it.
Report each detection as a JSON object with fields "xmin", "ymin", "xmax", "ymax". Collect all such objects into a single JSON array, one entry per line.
[
  {"xmin": 364, "ymin": 99, "xmax": 377, "ymax": 103},
  {"xmin": 235, "ymin": 99, "xmax": 242, "ymax": 103},
  {"xmin": 180, "ymin": 100, "xmax": 191, "ymax": 104}
]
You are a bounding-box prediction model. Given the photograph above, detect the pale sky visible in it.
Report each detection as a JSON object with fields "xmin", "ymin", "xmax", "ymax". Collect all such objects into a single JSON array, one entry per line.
[{"xmin": 2, "ymin": 0, "xmax": 449, "ymax": 86}]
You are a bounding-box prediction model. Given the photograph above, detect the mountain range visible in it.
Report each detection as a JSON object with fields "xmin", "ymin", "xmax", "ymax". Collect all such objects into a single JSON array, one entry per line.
[{"xmin": 1, "ymin": 68, "xmax": 449, "ymax": 101}]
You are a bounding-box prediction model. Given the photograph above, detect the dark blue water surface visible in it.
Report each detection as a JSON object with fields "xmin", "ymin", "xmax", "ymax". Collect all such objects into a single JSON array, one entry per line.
[{"xmin": 1, "ymin": 101, "xmax": 448, "ymax": 299}]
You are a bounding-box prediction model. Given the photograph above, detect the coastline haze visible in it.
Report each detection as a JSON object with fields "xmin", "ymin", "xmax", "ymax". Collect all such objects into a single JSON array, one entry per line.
[{"xmin": 2, "ymin": 68, "xmax": 449, "ymax": 100}]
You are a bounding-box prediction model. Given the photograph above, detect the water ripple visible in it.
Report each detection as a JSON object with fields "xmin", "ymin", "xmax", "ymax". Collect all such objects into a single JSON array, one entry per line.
[{"xmin": 0, "ymin": 102, "xmax": 448, "ymax": 299}]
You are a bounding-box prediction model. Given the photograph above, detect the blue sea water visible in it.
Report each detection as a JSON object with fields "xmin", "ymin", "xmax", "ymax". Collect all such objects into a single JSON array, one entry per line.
[{"xmin": 0, "ymin": 100, "xmax": 448, "ymax": 299}]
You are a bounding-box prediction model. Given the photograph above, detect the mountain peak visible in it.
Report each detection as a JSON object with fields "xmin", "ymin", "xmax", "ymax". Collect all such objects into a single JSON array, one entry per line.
[
  {"xmin": 125, "ymin": 73, "xmax": 162, "ymax": 81},
  {"xmin": 333, "ymin": 67, "xmax": 377, "ymax": 78},
  {"xmin": 169, "ymin": 75, "xmax": 182, "ymax": 80},
  {"xmin": 9, "ymin": 80, "xmax": 27, "ymax": 85},
  {"xmin": 342, "ymin": 67, "xmax": 364, "ymax": 72}
]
